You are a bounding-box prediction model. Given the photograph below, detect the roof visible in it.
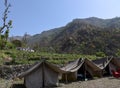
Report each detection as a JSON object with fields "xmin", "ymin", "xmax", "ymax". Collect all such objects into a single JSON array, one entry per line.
[
  {"xmin": 92, "ymin": 57, "xmax": 113, "ymax": 69},
  {"xmin": 18, "ymin": 60, "xmax": 66, "ymax": 78},
  {"xmin": 61, "ymin": 58, "xmax": 101, "ymax": 72},
  {"xmin": 110, "ymin": 57, "xmax": 120, "ymax": 67},
  {"xmin": 61, "ymin": 58, "xmax": 84, "ymax": 72},
  {"xmin": 84, "ymin": 58, "xmax": 101, "ymax": 71}
]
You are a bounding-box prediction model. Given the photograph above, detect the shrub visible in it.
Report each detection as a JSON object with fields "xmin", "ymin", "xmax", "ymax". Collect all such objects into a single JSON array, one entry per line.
[{"xmin": 95, "ymin": 52, "xmax": 106, "ymax": 57}]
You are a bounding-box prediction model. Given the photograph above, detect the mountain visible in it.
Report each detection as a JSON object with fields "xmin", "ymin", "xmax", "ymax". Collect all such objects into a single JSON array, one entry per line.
[
  {"xmin": 27, "ymin": 17, "xmax": 120, "ymax": 55},
  {"xmin": 9, "ymin": 36, "xmax": 23, "ymax": 41},
  {"xmin": 9, "ymin": 34, "xmax": 31, "ymax": 42}
]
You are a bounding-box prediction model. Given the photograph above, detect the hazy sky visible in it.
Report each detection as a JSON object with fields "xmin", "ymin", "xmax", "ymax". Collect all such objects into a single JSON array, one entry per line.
[{"xmin": 0, "ymin": 0, "xmax": 120, "ymax": 36}]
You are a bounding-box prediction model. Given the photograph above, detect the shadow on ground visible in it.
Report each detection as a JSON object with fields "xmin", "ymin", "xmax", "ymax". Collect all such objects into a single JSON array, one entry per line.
[{"xmin": 10, "ymin": 84, "xmax": 26, "ymax": 88}]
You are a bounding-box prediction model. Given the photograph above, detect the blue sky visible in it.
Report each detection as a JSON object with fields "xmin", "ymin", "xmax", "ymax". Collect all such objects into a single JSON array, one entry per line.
[{"xmin": 0, "ymin": 0, "xmax": 120, "ymax": 36}]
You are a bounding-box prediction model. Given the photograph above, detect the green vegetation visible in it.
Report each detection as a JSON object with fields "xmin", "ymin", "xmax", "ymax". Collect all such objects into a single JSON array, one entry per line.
[
  {"xmin": 27, "ymin": 17, "xmax": 120, "ymax": 56},
  {"xmin": 0, "ymin": 49, "xmax": 98, "ymax": 65},
  {"xmin": 1, "ymin": 16, "xmax": 120, "ymax": 65},
  {"xmin": 0, "ymin": 2, "xmax": 120, "ymax": 66},
  {"xmin": 0, "ymin": 0, "xmax": 12, "ymax": 50}
]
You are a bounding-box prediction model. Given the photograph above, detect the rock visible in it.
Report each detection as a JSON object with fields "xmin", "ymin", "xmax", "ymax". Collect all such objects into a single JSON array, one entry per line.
[{"xmin": 0, "ymin": 64, "xmax": 32, "ymax": 79}]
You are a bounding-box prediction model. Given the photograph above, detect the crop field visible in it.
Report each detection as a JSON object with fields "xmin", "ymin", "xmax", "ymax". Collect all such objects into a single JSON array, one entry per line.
[{"xmin": 0, "ymin": 50, "xmax": 97, "ymax": 65}]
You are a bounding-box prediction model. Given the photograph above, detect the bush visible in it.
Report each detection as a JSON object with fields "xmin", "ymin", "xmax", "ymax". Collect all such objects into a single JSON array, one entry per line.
[
  {"xmin": 6, "ymin": 42, "xmax": 15, "ymax": 49},
  {"xmin": 95, "ymin": 52, "xmax": 106, "ymax": 57}
]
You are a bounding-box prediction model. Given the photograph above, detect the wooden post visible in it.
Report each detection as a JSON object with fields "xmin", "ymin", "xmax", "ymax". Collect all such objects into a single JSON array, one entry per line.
[
  {"xmin": 64, "ymin": 63, "xmax": 68, "ymax": 83},
  {"xmin": 65, "ymin": 73, "xmax": 68, "ymax": 83},
  {"xmin": 84, "ymin": 63, "xmax": 87, "ymax": 81}
]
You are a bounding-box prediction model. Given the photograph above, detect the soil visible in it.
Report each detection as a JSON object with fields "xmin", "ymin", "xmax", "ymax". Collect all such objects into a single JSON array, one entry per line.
[
  {"xmin": 56, "ymin": 77, "xmax": 120, "ymax": 88},
  {"xmin": 1, "ymin": 76, "xmax": 120, "ymax": 88}
]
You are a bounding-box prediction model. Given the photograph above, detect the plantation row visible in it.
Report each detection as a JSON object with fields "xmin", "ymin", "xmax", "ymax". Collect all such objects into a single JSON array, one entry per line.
[{"xmin": 0, "ymin": 49, "xmax": 98, "ymax": 65}]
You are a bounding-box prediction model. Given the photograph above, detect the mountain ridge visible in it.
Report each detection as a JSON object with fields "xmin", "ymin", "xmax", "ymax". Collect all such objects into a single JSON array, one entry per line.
[{"xmin": 24, "ymin": 17, "xmax": 120, "ymax": 55}]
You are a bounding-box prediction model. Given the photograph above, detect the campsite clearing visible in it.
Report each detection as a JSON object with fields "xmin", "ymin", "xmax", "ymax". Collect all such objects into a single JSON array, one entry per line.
[
  {"xmin": 0, "ymin": 77, "xmax": 120, "ymax": 88},
  {"xmin": 57, "ymin": 77, "xmax": 120, "ymax": 88}
]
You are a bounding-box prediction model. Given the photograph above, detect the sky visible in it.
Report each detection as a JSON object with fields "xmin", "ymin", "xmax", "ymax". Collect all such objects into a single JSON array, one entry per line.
[{"xmin": 0, "ymin": 0, "xmax": 120, "ymax": 36}]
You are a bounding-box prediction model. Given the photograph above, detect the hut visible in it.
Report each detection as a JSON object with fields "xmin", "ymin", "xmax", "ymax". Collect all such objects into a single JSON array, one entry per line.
[
  {"xmin": 18, "ymin": 60, "xmax": 65, "ymax": 88},
  {"xmin": 61, "ymin": 58, "xmax": 102, "ymax": 81}
]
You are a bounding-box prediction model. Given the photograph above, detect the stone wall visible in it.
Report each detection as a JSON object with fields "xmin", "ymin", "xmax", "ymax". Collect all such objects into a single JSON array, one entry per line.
[{"xmin": 0, "ymin": 64, "xmax": 32, "ymax": 79}]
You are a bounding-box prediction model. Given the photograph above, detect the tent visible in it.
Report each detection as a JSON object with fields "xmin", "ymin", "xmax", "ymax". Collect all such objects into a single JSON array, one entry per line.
[
  {"xmin": 92, "ymin": 57, "xmax": 120, "ymax": 76},
  {"xmin": 18, "ymin": 60, "xmax": 65, "ymax": 88},
  {"xmin": 61, "ymin": 58, "xmax": 102, "ymax": 81},
  {"xmin": 110, "ymin": 57, "xmax": 120, "ymax": 69}
]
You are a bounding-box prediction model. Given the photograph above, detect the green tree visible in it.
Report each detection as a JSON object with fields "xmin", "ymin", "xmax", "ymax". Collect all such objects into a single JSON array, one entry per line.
[
  {"xmin": 0, "ymin": 0, "xmax": 12, "ymax": 49},
  {"xmin": 22, "ymin": 32, "xmax": 28, "ymax": 47},
  {"xmin": 4, "ymin": 29, "xmax": 9, "ymax": 41},
  {"xmin": 11, "ymin": 40, "xmax": 22, "ymax": 47}
]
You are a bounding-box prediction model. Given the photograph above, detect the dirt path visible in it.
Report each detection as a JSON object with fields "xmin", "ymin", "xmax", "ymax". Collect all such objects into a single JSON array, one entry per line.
[{"xmin": 56, "ymin": 77, "xmax": 120, "ymax": 88}]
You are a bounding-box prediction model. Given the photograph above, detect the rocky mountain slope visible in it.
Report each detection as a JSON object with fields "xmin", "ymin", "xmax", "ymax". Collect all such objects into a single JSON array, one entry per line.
[{"xmin": 27, "ymin": 17, "xmax": 120, "ymax": 55}]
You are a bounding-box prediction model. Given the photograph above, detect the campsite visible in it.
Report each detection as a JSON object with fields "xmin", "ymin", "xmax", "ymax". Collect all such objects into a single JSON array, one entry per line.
[
  {"xmin": 1, "ymin": 0, "xmax": 120, "ymax": 88},
  {"xmin": 1, "ymin": 56, "xmax": 120, "ymax": 88},
  {"xmin": 14, "ymin": 57, "xmax": 120, "ymax": 88}
]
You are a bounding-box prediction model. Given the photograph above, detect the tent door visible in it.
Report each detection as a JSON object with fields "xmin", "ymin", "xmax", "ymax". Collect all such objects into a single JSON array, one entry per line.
[
  {"xmin": 103, "ymin": 64, "xmax": 111, "ymax": 76},
  {"xmin": 77, "ymin": 64, "xmax": 93, "ymax": 80},
  {"xmin": 77, "ymin": 64, "xmax": 85, "ymax": 80}
]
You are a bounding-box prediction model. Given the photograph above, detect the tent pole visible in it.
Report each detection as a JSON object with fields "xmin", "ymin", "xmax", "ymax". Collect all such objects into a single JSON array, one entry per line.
[
  {"xmin": 65, "ymin": 73, "xmax": 68, "ymax": 83},
  {"xmin": 84, "ymin": 63, "xmax": 86, "ymax": 81},
  {"xmin": 108, "ymin": 64, "xmax": 111, "ymax": 75},
  {"xmin": 64, "ymin": 63, "xmax": 68, "ymax": 83}
]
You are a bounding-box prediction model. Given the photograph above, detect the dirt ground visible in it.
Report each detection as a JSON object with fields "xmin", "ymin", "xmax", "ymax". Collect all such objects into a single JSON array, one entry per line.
[
  {"xmin": 0, "ymin": 78, "xmax": 23, "ymax": 88},
  {"xmin": 56, "ymin": 77, "xmax": 120, "ymax": 88},
  {"xmin": 0, "ymin": 77, "xmax": 120, "ymax": 88}
]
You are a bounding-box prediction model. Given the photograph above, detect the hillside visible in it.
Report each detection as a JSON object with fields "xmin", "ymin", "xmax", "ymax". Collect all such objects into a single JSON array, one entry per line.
[{"xmin": 27, "ymin": 17, "xmax": 120, "ymax": 55}]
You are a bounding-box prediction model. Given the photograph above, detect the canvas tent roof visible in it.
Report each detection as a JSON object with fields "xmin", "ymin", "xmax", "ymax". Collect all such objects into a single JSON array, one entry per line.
[
  {"xmin": 61, "ymin": 58, "xmax": 84, "ymax": 72},
  {"xmin": 18, "ymin": 60, "xmax": 65, "ymax": 78},
  {"xmin": 109, "ymin": 57, "xmax": 120, "ymax": 68},
  {"xmin": 92, "ymin": 57, "xmax": 114, "ymax": 69},
  {"xmin": 61, "ymin": 58, "xmax": 102, "ymax": 81},
  {"xmin": 61, "ymin": 58, "xmax": 101, "ymax": 72},
  {"xmin": 18, "ymin": 60, "xmax": 67, "ymax": 88},
  {"xmin": 84, "ymin": 59, "xmax": 101, "ymax": 71}
]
